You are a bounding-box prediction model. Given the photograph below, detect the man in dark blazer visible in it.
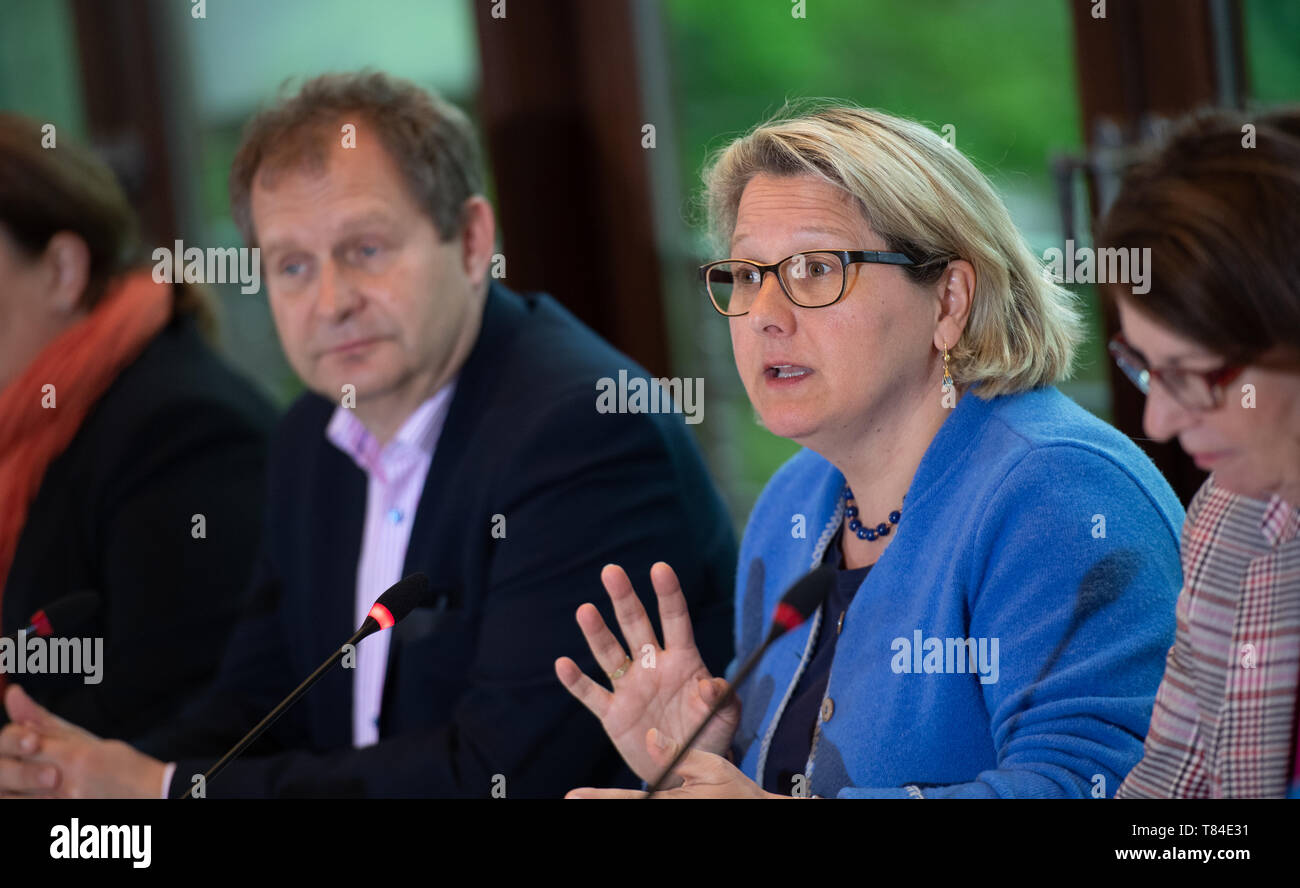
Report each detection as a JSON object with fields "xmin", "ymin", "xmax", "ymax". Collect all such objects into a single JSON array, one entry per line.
[
  {"xmin": 0, "ymin": 72, "xmax": 734, "ymax": 797},
  {"xmin": 138, "ymin": 279, "xmax": 735, "ymax": 798}
]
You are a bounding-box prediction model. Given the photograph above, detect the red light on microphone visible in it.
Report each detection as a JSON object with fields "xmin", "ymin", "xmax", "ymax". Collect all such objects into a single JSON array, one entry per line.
[
  {"xmin": 772, "ymin": 602, "xmax": 805, "ymax": 633},
  {"xmin": 368, "ymin": 602, "xmax": 395, "ymax": 631},
  {"xmin": 28, "ymin": 610, "xmax": 53, "ymax": 638}
]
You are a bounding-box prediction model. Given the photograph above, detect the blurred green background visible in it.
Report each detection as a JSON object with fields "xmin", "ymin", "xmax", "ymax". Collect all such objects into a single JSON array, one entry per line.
[{"xmin": 2, "ymin": 0, "xmax": 1297, "ymax": 525}]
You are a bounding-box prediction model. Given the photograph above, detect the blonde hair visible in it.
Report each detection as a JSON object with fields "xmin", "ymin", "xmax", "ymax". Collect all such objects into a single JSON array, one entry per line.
[{"xmin": 702, "ymin": 102, "xmax": 1082, "ymax": 397}]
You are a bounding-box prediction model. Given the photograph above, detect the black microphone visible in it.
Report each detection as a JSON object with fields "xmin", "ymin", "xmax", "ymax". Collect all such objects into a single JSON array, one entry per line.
[
  {"xmin": 4, "ymin": 591, "xmax": 100, "ymax": 641},
  {"xmin": 645, "ymin": 564, "xmax": 836, "ymax": 797},
  {"xmin": 180, "ymin": 572, "xmax": 430, "ymax": 799}
]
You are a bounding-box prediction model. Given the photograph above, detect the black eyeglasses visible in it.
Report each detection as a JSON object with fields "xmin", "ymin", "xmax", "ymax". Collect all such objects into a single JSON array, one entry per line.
[
  {"xmin": 1107, "ymin": 331, "xmax": 1245, "ymax": 411},
  {"xmin": 699, "ymin": 249, "xmax": 929, "ymax": 317}
]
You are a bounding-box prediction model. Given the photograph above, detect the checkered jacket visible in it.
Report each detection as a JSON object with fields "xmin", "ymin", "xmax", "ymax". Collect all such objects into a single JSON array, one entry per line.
[{"xmin": 1118, "ymin": 476, "xmax": 1300, "ymax": 798}]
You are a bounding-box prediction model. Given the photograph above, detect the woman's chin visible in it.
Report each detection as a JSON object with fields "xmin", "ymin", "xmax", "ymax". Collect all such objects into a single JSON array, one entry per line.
[
  {"xmin": 1210, "ymin": 465, "xmax": 1276, "ymax": 502},
  {"xmin": 754, "ymin": 407, "xmax": 819, "ymax": 443}
]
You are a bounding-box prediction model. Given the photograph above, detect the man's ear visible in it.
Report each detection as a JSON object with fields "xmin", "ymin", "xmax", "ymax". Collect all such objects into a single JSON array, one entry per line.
[
  {"xmin": 458, "ymin": 196, "xmax": 496, "ymax": 291},
  {"xmin": 42, "ymin": 231, "xmax": 91, "ymax": 315},
  {"xmin": 934, "ymin": 258, "xmax": 974, "ymax": 351}
]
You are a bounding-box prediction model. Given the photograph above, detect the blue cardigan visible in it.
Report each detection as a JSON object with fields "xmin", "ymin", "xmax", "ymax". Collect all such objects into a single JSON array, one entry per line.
[{"xmin": 731, "ymin": 385, "xmax": 1184, "ymax": 798}]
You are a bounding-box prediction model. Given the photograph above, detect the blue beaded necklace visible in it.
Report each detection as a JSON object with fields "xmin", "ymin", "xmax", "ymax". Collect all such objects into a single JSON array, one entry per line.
[{"xmin": 843, "ymin": 485, "xmax": 902, "ymax": 541}]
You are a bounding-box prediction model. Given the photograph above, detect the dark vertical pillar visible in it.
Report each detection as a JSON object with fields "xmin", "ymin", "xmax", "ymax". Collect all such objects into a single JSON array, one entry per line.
[
  {"xmin": 1069, "ymin": 0, "xmax": 1246, "ymax": 506},
  {"xmin": 70, "ymin": 0, "xmax": 177, "ymax": 245},
  {"xmin": 473, "ymin": 0, "xmax": 671, "ymax": 377}
]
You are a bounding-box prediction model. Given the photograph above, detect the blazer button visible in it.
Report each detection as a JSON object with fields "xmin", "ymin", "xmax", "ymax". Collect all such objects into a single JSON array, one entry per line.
[
  {"xmin": 836, "ymin": 610, "xmax": 845, "ymax": 635},
  {"xmin": 820, "ymin": 696, "xmax": 834, "ymax": 723}
]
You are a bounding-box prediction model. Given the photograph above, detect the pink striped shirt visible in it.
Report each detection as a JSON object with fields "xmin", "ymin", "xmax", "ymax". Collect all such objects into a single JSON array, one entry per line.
[{"xmin": 325, "ymin": 383, "xmax": 457, "ymax": 747}]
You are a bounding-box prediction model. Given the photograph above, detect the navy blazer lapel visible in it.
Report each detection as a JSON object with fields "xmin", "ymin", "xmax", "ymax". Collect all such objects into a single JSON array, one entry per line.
[
  {"xmin": 400, "ymin": 284, "xmax": 523, "ymax": 598},
  {"xmin": 383, "ymin": 286, "xmax": 525, "ymax": 718},
  {"xmin": 308, "ymin": 429, "xmax": 367, "ymax": 748}
]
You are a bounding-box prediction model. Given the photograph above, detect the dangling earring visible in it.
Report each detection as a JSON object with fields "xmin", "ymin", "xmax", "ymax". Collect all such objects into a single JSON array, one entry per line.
[{"xmin": 942, "ymin": 341, "xmax": 953, "ymax": 389}]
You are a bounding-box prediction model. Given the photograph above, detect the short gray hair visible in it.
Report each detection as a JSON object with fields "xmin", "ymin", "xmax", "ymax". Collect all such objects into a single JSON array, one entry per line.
[{"xmin": 229, "ymin": 70, "xmax": 484, "ymax": 246}]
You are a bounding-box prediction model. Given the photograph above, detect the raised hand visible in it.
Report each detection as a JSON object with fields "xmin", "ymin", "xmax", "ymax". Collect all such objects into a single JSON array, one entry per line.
[{"xmin": 554, "ymin": 561, "xmax": 739, "ymax": 785}]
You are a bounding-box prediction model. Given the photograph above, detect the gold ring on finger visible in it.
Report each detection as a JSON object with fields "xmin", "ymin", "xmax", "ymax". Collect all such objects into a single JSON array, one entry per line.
[{"xmin": 608, "ymin": 656, "xmax": 632, "ymax": 681}]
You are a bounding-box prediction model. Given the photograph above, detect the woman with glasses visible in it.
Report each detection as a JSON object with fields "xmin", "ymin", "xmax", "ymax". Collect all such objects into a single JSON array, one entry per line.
[
  {"xmin": 556, "ymin": 104, "xmax": 1185, "ymax": 798},
  {"xmin": 1101, "ymin": 109, "xmax": 1300, "ymax": 799}
]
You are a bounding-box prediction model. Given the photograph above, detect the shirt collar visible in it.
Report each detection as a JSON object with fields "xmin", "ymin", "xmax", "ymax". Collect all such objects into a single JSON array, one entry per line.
[
  {"xmin": 1260, "ymin": 492, "xmax": 1300, "ymax": 548},
  {"xmin": 325, "ymin": 379, "xmax": 458, "ymax": 479}
]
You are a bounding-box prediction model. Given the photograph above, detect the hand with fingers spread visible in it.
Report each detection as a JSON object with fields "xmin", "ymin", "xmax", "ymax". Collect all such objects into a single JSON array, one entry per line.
[
  {"xmin": 554, "ymin": 561, "xmax": 740, "ymax": 786},
  {"xmin": 0, "ymin": 684, "xmax": 165, "ymax": 799}
]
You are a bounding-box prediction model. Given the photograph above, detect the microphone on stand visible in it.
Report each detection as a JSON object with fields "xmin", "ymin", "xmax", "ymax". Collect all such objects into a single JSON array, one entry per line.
[
  {"xmin": 4, "ymin": 591, "xmax": 101, "ymax": 641},
  {"xmin": 0, "ymin": 591, "xmax": 102, "ymax": 691},
  {"xmin": 180, "ymin": 573, "xmax": 430, "ymax": 798}
]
